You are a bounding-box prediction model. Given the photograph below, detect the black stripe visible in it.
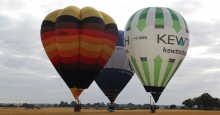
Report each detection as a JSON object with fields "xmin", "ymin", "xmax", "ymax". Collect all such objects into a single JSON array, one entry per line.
[
  {"xmin": 143, "ymin": 86, "xmax": 165, "ymax": 94},
  {"xmin": 169, "ymin": 58, "xmax": 175, "ymax": 62},
  {"xmin": 155, "ymin": 25, "xmax": 164, "ymax": 28},
  {"xmin": 126, "ymin": 27, "xmax": 131, "ymax": 31},
  {"xmin": 105, "ymin": 24, "xmax": 117, "ymax": 29},
  {"xmin": 186, "ymin": 29, "xmax": 189, "ymax": 33},
  {"xmin": 81, "ymin": 16, "xmax": 104, "ymax": 24},
  {"xmin": 56, "ymin": 15, "xmax": 80, "ymax": 23},
  {"xmin": 41, "ymin": 20, "xmax": 55, "ymax": 26},
  {"xmin": 140, "ymin": 57, "xmax": 147, "ymax": 61}
]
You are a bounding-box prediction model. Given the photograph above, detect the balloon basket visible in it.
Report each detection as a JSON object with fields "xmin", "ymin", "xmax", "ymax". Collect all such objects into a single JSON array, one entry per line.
[
  {"xmin": 74, "ymin": 104, "xmax": 81, "ymax": 112},
  {"xmin": 108, "ymin": 105, "xmax": 114, "ymax": 112}
]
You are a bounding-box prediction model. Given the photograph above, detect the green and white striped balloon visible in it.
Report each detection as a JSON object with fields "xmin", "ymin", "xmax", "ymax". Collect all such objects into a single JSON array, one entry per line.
[{"xmin": 124, "ymin": 7, "xmax": 189, "ymax": 103}]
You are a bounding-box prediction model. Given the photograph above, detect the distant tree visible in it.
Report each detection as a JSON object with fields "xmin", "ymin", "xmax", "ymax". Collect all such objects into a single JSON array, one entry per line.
[
  {"xmin": 164, "ymin": 106, "xmax": 169, "ymax": 109},
  {"xmin": 70, "ymin": 101, "xmax": 77, "ymax": 107},
  {"xmin": 59, "ymin": 101, "xmax": 65, "ymax": 107},
  {"xmin": 170, "ymin": 104, "xmax": 176, "ymax": 109},
  {"xmin": 127, "ymin": 103, "xmax": 135, "ymax": 108},
  {"xmin": 114, "ymin": 103, "xmax": 120, "ymax": 108},
  {"xmin": 53, "ymin": 103, "xmax": 58, "ymax": 107},
  {"xmin": 200, "ymin": 93, "xmax": 213, "ymax": 110},
  {"xmin": 193, "ymin": 97, "xmax": 201, "ymax": 108},
  {"xmin": 143, "ymin": 103, "xmax": 150, "ymax": 109},
  {"xmin": 64, "ymin": 102, "xmax": 69, "ymax": 107},
  {"xmin": 86, "ymin": 103, "xmax": 91, "ymax": 107},
  {"xmin": 182, "ymin": 98, "xmax": 193, "ymax": 108},
  {"xmin": 212, "ymin": 98, "xmax": 220, "ymax": 108},
  {"xmin": 101, "ymin": 102, "xmax": 105, "ymax": 108}
]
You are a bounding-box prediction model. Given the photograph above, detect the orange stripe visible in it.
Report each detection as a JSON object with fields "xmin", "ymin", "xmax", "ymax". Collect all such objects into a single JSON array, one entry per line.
[
  {"xmin": 80, "ymin": 35, "xmax": 104, "ymax": 45},
  {"xmin": 55, "ymin": 35, "xmax": 79, "ymax": 43},
  {"xmin": 104, "ymin": 39, "xmax": 116, "ymax": 49},
  {"xmin": 42, "ymin": 36, "xmax": 55, "ymax": 47},
  {"xmin": 57, "ymin": 48, "xmax": 79, "ymax": 57},
  {"xmin": 80, "ymin": 41, "xmax": 102, "ymax": 52},
  {"xmin": 56, "ymin": 41, "xmax": 79, "ymax": 50},
  {"xmin": 102, "ymin": 44, "xmax": 114, "ymax": 55},
  {"xmin": 47, "ymin": 48, "xmax": 59, "ymax": 59},
  {"xmin": 80, "ymin": 47, "xmax": 100, "ymax": 58}
]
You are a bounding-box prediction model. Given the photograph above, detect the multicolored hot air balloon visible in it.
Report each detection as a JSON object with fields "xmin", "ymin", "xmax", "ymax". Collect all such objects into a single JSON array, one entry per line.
[
  {"xmin": 95, "ymin": 30, "xmax": 134, "ymax": 104},
  {"xmin": 40, "ymin": 6, "xmax": 118, "ymax": 102},
  {"xmin": 124, "ymin": 7, "xmax": 189, "ymax": 103}
]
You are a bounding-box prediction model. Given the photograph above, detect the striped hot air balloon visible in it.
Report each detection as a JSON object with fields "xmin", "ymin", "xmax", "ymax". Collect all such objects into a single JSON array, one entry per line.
[
  {"xmin": 124, "ymin": 7, "xmax": 189, "ymax": 103},
  {"xmin": 95, "ymin": 30, "xmax": 134, "ymax": 104},
  {"xmin": 40, "ymin": 6, "xmax": 118, "ymax": 101}
]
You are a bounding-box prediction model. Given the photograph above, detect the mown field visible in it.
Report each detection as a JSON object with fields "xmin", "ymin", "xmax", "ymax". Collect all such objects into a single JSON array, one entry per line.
[{"xmin": 0, "ymin": 108, "xmax": 220, "ymax": 115}]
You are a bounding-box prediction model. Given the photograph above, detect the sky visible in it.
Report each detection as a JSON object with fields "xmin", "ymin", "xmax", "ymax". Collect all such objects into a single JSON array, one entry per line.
[{"xmin": 0, "ymin": 0, "xmax": 220, "ymax": 105}]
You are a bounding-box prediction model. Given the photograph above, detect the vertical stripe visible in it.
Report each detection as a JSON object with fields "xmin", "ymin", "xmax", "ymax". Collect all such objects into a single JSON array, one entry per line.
[
  {"xmin": 162, "ymin": 7, "xmax": 172, "ymax": 26},
  {"xmin": 161, "ymin": 58, "xmax": 175, "ymax": 87},
  {"xmin": 168, "ymin": 8, "xmax": 181, "ymax": 33},
  {"xmin": 146, "ymin": 7, "xmax": 156, "ymax": 25},
  {"xmin": 164, "ymin": 59, "xmax": 183, "ymax": 87},
  {"xmin": 126, "ymin": 11, "xmax": 138, "ymax": 31},
  {"xmin": 154, "ymin": 55, "xmax": 162, "ymax": 86},
  {"xmin": 181, "ymin": 15, "xmax": 189, "ymax": 33},
  {"xmin": 140, "ymin": 57, "xmax": 151, "ymax": 86},
  {"xmin": 137, "ymin": 8, "xmax": 150, "ymax": 32},
  {"xmin": 155, "ymin": 7, "xmax": 164, "ymax": 28},
  {"xmin": 131, "ymin": 55, "xmax": 145, "ymax": 85}
]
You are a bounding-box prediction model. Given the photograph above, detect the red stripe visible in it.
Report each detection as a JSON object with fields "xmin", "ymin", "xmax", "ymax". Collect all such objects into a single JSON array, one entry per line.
[
  {"xmin": 55, "ymin": 29, "xmax": 79, "ymax": 36},
  {"xmin": 80, "ymin": 55, "xmax": 98, "ymax": 64},
  {"xmin": 97, "ymin": 57, "xmax": 107, "ymax": 67},
  {"xmin": 41, "ymin": 31, "xmax": 54, "ymax": 40},
  {"xmin": 60, "ymin": 55, "xmax": 79, "ymax": 64},
  {"xmin": 80, "ymin": 29, "xmax": 105, "ymax": 38},
  {"xmin": 51, "ymin": 55, "xmax": 60, "ymax": 65},
  {"xmin": 105, "ymin": 34, "xmax": 118, "ymax": 43}
]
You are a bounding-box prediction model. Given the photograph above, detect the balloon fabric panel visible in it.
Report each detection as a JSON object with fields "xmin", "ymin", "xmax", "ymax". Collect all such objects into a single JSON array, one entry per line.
[{"xmin": 40, "ymin": 6, "xmax": 118, "ymax": 100}]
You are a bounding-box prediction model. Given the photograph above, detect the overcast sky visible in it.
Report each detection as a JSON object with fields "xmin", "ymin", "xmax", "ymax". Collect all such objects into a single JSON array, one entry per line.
[{"xmin": 0, "ymin": 0, "xmax": 220, "ymax": 105}]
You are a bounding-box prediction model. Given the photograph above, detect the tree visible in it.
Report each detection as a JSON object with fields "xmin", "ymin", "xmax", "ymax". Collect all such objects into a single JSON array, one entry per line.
[
  {"xmin": 170, "ymin": 104, "xmax": 176, "ymax": 109},
  {"xmin": 101, "ymin": 102, "xmax": 105, "ymax": 108},
  {"xmin": 200, "ymin": 93, "xmax": 213, "ymax": 110},
  {"xmin": 53, "ymin": 103, "xmax": 58, "ymax": 107},
  {"xmin": 193, "ymin": 97, "xmax": 201, "ymax": 108},
  {"xmin": 64, "ymin": 102, "xmax": 69, "ymax": 107},
  {"xmin": 70, "ymin": 101, "xmax": 77, "ymax": 107},
  {"xmin": 59, "ymin": 101, "xmax": 65, "ymax": 107},
  {"xmin": 212, "ymin": 98, "xmax": 220, "ymax": 108},
  {"xmin": 182, "ymin": 98, "xmax": 193, "ymax": 108}
]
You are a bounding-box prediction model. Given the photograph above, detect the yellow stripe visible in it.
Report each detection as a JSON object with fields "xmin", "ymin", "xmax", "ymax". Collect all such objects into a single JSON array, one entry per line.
[
  {"xmin": 80, "ymin": 41, "xmax": 103, "ymax": 52},
  {"xmin": 80, "ymin": 7, "xmax": 103, "ymax": 20},
  {"xmin": 100, "ymin": 11, "xmax": 116, "ymax": 25},
  {"xmin": 44, "ymin": 9, "xmax": 61, "ymax": 22},
  {"xmin": 44, "ymin": 42, "xmax": 56, "ymax": 53},
  {"xmin": 56, "ymin": 41, "xmax": 79, "ymax": 50},
  {"xmin": 58, "ymin": 6, "xmax": 80, "ymax": 20},
  {"xmin": 102, "ymin": 44, "xmax": 114, "ymax": 55}
]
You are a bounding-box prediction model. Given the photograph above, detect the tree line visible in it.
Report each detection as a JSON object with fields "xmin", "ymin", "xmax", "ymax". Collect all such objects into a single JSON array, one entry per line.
[{"xmin": 182, "ymin": 93, "xmax": 220, "ymax": 110}]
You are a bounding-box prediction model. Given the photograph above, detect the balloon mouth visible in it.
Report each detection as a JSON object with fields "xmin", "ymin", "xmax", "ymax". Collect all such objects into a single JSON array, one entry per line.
[
  {"xmin": 106, "ymin": 95, "xmax": 117, "ymax": 104},
  {"xmin": 143, "ymin": 86, "xmax": 165, "ymax": 103},
  {"xmin": 70, "ymin": 88, "xmax": 84, "ymax": 100}
]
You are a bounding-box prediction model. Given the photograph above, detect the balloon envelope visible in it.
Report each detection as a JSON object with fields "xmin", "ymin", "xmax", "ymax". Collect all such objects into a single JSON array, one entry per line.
[
  {"xmin": 40, "ymin": 6, "xmax": 118, "ymax": 100},
  {"xmin": 95, "ymin": 30, "xmax": 134, "ymax": 103},
  {"xmin": 124, "ymin": 7, "xmax": 189, "ymax": 102}
]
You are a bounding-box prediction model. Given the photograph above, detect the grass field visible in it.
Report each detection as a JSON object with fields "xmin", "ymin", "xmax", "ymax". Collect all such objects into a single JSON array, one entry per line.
[{"xmin": 0, "ymin": 108, "xmax": 220, "ymax": 115}]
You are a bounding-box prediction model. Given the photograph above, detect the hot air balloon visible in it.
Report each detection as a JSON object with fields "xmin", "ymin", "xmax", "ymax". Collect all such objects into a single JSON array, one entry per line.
[
  {"xmin": 95, "ymin": 30, "xmax": 134, "ymax": 110},
  {"xmin": 40, "ymin": 6, "xmax": 118, "ymax": 104},
  {"xmin": 124, "ymin": 7, "xmax": 189, "ymax": 103}
]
